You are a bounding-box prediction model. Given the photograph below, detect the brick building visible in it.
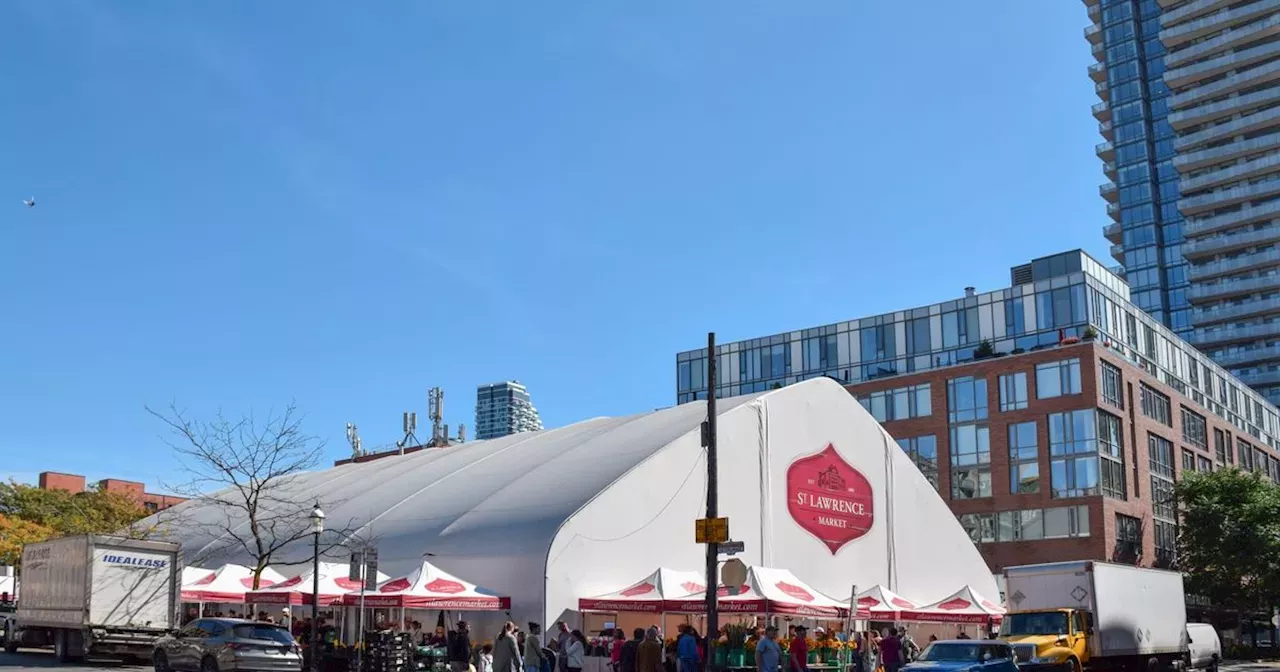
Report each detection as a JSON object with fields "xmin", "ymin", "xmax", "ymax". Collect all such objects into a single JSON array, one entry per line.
[
  {"xmin": 675, "ymin": 250, "xmax": 1280, "ymax": 575},
  {"xmin": 37, "ymin": 471, "xmax": 185, "ymax": 513}
]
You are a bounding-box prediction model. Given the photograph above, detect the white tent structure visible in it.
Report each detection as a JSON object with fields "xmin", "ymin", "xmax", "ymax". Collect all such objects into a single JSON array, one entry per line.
[
  {"xmin": 900, "ymin": 585, "xmax": 1006, "ymax": 624},
  {"xmin": 343, "ymin": 559, "xmax": 510, "ymax": 610},
  {"xmin": 143, "ymin": 378, "xmax": 998, "ymax": 629},
  {"xmin": 246, "ymin": 562, "xmax": 388, "ymax": 606},
  {"xmin": 665, "ymin": 566, "xmax": 851, "ymax": 618},
  {"xmin": 0, "ymin": 575, "xmax": 15, "ymax": 600},
  {"xmin": 182, "ymin": 563, "xmax": 287, "ymax": 603},
  {"xmin": 579, "ymin": 568, "xmax": 705, "ymax": 613},
  {"xmin": 851, "ymin": 584, "xmax": 918, "ymax": 621},
  {"xmin": 182, "ymin": 566, "xmax": 215, "ymax": 588}
]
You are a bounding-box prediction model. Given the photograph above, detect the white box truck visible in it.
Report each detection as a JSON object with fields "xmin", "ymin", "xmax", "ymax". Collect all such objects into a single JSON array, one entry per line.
[
  {"xmin": 3, "ymin": 535, "xmax": 181, "ymax": 663},
  {"xmin": 1000, "ymin": 561, "xmax": 1188, "ymax": 672}
]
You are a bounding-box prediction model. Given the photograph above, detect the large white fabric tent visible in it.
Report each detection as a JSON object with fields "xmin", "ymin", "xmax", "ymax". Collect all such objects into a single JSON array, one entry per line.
[
  {"xmin": 182, "ymin": 563, "xmax": 287, "ymax": 603},
  {"xmin": 900, "ymin": 585, "xmax": 1006, "ymax": 624},
  {"xmin": 143, "ymin": 378, "xmax": 998, "ymax": 629},
  {"xmin": 579, "ymin": 568, "xmax": 705, "ymax": 613}
]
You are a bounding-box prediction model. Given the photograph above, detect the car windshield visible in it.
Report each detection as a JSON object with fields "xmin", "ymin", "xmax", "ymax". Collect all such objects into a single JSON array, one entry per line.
[
  {"xmin": 918, "ymin": 644, "xmax": 982, "ymax": 662},
  {"xmin": 232, "ymin": 624, "xmax": 294, "ymax": 644},
  {"xmin": 1000, "ymin": 612, "xmax": 1069, "ymax": 636}
]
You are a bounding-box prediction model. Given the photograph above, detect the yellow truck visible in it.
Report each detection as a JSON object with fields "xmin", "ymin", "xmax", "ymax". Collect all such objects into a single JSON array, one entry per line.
[{"xmin": 998, "ymin": 561, "xmax": 1188, "ymax": 672}]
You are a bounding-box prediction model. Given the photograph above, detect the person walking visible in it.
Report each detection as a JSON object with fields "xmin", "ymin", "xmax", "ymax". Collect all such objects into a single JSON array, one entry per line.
[
  {"xmin": 676, "ymin": 626, "xmax": 699, "ymax": 672},
  {"xmin": 755, "ymin": 625, "xmax": 782, "ymax": 672},
  {"xmin": 555, "ymin": 622, "xmax": 572, "ymax": 672},
  {"xmin": 565, "ymin": 630, "xmax": 587, "ymax": 672},
  {"xmin": 637, "ymin": 627, "xmax": 664, "ymax": 672},
  {"xmin": 620, "ymin": 628, "xmax": 642, "ymax": 672},
  {"xmin": 525, "ymin": 623, "xmax": 546, "ymax": 672},
  {"xmin": 878, "ymin": 628, "xmax": 902, "ymax": 672},
  {"xmin": 899, "ymin": 630, "xmax": 920, "ymax": 665},
  {"xmin": 789, "ymin": 626, "xmax": 809, "ymax": 672},
  {"xmin": 495, "ymin": 622, "xmax": 524, "ymax": 672},
  {"xmin": 611, "ymin": 629, "xmax": 627, "ymax": 672},
  {"xmin": 449, "ymin": 621, "xmax": 474, "ymax": 672}
]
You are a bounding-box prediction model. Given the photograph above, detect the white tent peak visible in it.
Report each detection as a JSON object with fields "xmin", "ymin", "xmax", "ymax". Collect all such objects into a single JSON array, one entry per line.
[
  {"xmin": 901, "ymin": 584, "xmax": 1005, "ymax": 624},
  {"xmin": 343, "ymin": 559, "xmax": 510, "ymax": 609},
  {"xmin": 852, "ymin": 584, "xmax": 918, "ymax": 615}
]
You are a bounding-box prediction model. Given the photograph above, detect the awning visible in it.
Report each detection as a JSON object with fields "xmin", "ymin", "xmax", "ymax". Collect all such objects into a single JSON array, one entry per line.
[
  {"xmin": 245, "ymin": 562, "xmax": 388, "ymax": 606},
  {"xmin": 899, "ymin": 585, "xmax": 1005, "ymax": 624},
  {"xmin": 849, "ymin": 585, "xmax": 918, "ymax": 620},
  {"xmin": 578, "ymin": 568, "xmax": 706, "ymax": 613},
  {"xmin": 664, "ymin": 567, "xmax": 853, "ymax": 618},
  {"xmin": 182, "ymin": 563, "xmax": 286, "ymax": 603},
  {"xmin": 342, "ymin": 559, "xmax": 510, "ymax": 610}
]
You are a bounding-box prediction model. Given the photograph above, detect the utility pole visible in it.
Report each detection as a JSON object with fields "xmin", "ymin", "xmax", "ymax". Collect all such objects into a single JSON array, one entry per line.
[{"xmin": 704, "ymin": 332, "xmax": 719, "ymax": 668}]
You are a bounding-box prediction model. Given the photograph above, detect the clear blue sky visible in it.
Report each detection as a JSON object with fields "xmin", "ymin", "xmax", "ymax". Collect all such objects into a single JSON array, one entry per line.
[{"xmin": 2, "ymin": 1, "xmax": 1105, "ymax": 491}]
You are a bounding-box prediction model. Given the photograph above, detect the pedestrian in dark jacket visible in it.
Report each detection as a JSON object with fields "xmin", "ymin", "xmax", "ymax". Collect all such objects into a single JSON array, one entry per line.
[{"xmin": 449, "ymin": 622, "xmax": 474, "ymax": 672}]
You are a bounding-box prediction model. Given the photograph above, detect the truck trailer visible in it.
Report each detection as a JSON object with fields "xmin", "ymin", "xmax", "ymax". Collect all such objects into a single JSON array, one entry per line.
[
  {"xmin": 3, "ymin": 535, "xmax": 181, "ymax": 663},
  {"xmin": 1000, "ymin": 561, "xmax": 1188, "ymax": 672}
]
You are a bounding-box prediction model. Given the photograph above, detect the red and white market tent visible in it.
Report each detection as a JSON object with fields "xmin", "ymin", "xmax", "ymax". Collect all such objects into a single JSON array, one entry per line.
[
  {"xmin": 246, "ymin": 562, "xmax": 388, "ymax": 606},
  {"xmin": 664, "ymin": 566, "xmax": 859, "ymax": 618},
  {"xmin": 182, "ymin": 566, "xmax": 215, "ymax": 588},
  {"xmin": 579, "ymin": 568, "xmax": 706, "ymax": 613},
  {"xmin": 342, "ymin": 559, "xmax": 511, "ymax": 610},
  {"xmin": 850, "ymin": 585, "xmax": 918, "ymax": 620},
  {"xmin": 900, "ymin": 585, "xmax": 1005, "ymax": 624},
  {"xmin": 183, "ymin": 564, "xmax": 286, "ymax": 603}
]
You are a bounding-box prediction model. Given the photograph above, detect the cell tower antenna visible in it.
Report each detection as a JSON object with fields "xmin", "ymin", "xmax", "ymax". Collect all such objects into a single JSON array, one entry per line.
[
  {"xmin": 346, "ymin": 423, "xmax": 363, "ymax": 457},
  {"xmin": 397, "ymin": 411, "xmax": 419, "ymax": 453},
  {"xmin": 428, "ymin": 387, "xmax": 445, "ymax": 446}
]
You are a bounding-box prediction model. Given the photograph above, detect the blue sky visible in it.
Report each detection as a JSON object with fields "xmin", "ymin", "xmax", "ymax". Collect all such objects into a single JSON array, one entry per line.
[{"xmin": 1, "ymin": 1, "xmax": 1104, "ymax": 490}]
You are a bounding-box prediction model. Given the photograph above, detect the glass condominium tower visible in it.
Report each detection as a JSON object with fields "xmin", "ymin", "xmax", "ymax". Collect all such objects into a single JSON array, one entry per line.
[
  {"xmin": 1090, "ymin": 0, "xmax": 1280, "ymax": 404},
  {"xmin": 474, "ymin": 380, "xmax": 544, "ymax": 440}
]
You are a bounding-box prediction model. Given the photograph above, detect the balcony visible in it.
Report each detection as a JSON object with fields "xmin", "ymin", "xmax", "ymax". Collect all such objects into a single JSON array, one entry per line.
[
  {"xmin": 1189, "ymin": 249, "xmax": 1280, "ymax": 281},
  {"xmin": 1182, "ymin": 225, "xmax": 1280, "ymax": 260},
  {"xmin": 1162, "ymin": 0, "xmax": 1238, "ymax": 29},
  {"xmin": 1163, "ymin": 13, "xmax": 1280, "ymax": 70},
  {"xmin": 1206, "ymin": 345, "xmax": 1280, "ymax": 368},
  {"xmin": 1104, "ymin": 160, "xmax": 1117, "ymax": 180},
  {"xmin": 1169, "ymin": 56, "xmax": 1280, "ymax": 110},
  {"xmin": 1169, "ymin": 86, "xmax": 1280, "ymax": 132},
  {"xmin": 1178, "ymin": 178, "xmax": 1280, "ymax": 217},
  {"xmin": 1096, "ymin": 140, "xmax": 1115, "ymax": 161},
  {"xmin": 1107, "ymin": 201, "xmax": 1122, "ymax": 222},
  {"xmin": 1101, "ymin": 181, "xmax": 1119, "ymax": 202},
  {"xmin": 1092, "ymin": 41, "xmax": 1105, "ymax": 62},
  {"xmin": 1181, "ymin": 153, "xmax": 1280, "ymax": 195},
  {"xmin": 1236, "ymin": 368, "xmax": 1280, "ymax": 388},
  {"xmin": 1104, "ymin": 221, "xmax": 1123, "ymax": 244},
  {"xmin": 1088, "ymin": 3, "xmax": 1101, "ymax": 20},
  {"xmin": 1092, "ymin": 101, "xmax": 1110, "ymax": 122},
  {"xmin": 1165, "ymin": 39, "xmax": 1280, "ymax": 90},
  {"xmin": 1099, "ymin": 119, "xmax": 1114, "ymax": 141},
  {"xmin": 1190, "ymin": 320, "xmax": 1280, "ymax": 347},
  {"xmin": 1095, "ymin": 79, "xmax": 1109, "ymax": 101},
  {"xmin": 1184, "ymin": 198, "xmax": 1280, "ymax": 238},
  {"xmin": 1111, "ymin": 243, "xmax": 1125, "ymax": 262},
  {"xmin": 1089, "ymin": 61, "xmax": 1107, "ymax": 83},
  {"xmin": 1085, "ymin": 23, "xmax": 1103, "ymax": 44},
  {"xmin": 1195, "ymin": 296, "xmax": 1280, "ymax": 326},
  {"xmin": 1161, "ymin": 0, "xmax": 1280, "ymax": 50},
  {"xmin": 1175, "ymin": 130, "xmax": 1280, "ymax": 173},
  {"xmin": 1188, "ymin": 274, "xmax": 1280, "ymax": 303},
  {"xmin": 1174, "ymin": 105, "xmax": 1280, "ymax": 153}
]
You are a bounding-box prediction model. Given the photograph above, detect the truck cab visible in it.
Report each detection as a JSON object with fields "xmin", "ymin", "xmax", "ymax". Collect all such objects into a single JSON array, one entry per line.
[{"xmin": 999, "ymin": 608, "xmax": 1091, "ymax": 672}]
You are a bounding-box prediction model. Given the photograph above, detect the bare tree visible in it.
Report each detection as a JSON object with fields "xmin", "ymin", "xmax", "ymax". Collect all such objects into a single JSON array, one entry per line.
[{"xmin": 148, "ymin": 402, "xmax": 354, "ymax": 589}]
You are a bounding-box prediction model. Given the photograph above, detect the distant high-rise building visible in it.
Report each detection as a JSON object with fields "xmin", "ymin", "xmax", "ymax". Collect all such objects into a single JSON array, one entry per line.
[{"xmin": 474, "ymin": 381, "xmax": 543, "ymax": 440}]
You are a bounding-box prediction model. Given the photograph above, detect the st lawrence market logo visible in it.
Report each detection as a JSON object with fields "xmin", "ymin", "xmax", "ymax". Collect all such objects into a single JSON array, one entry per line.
[
  {"xmin": 786, "ymin": 443, "xmax": 874, "ymax": 554},
  {"xmin": 103, "ymin": 554, "xmax": 168, "ymax": 570}
]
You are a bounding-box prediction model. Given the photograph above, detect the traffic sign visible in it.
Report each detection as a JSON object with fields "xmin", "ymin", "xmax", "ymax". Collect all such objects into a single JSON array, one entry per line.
[
  {"xmin": 721, "ymin": 558, "xmax": 747, "ymax": 588},
  {"xmin": 695, "ymin": 517, "xmax": 730, "ymax": 544},
  {"xmin": 719, "ymin": 541, "xmax": 745, "ymax": 556}
]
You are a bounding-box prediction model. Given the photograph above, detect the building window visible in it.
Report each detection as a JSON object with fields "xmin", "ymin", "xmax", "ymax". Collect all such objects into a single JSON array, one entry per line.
[
  {"xmin": 1115, "ymin": 514, "xmax": 1141, "ymax": 564},
  {"xmin": 1100, "ymin": 360, "xmax": 1124, "ymax": 409},
  {"xmin": 1149, "ymin": 433, "xmax": 1176, "ymax": 523},
  {"xmin": 1154, "ymin": 519, "xmax": 1177, "ymax": 568},
  {"xmin": 1182, "ymin": 448, "xmax": 1197, "ymax": 473},
  {"xmin": 1008, "ymin": 421, "xmax": 1039, "ymax": 494},
  {"xmin": 857, "ymin": 383, "xmax": 932, "ymax": 422},
  {"xmin": 897, "ymin": 436, "xmax": 939, "ymax": 491},
  {"xmin": 995, "ymin": 506, "xmax": 1090, "ymax": 542},
  {"xmin": 1255, "ymin": 448, "xmax": 1269, "ymax": 475},
  {"xmin": 1049, "ymin": 410, "xmax": 1100, "ymax": 498},
  {"xmin": 1214, "ymin": 428, "xmax": 1227, "ymax": 465},
  {"xmin": 1197, "ymin": 455, "xmax": 1212, "ymax": 473},
  {"xmin": 1180, "ymin": 407, "xmax": 1207, "ymax": 450},
  {"xmin": 1098, "ymin": 410, "xmax": 1126, "ymax": 500},
  {"xmin": 1036, "ymin": 359, "xmax": 1082, "ymax": 399},
  {"xmin": 959, "ymin": 513, "xmax": 996, "ymax": 543},
  {"xmin": 948, "ymin": 376, "xmax": 988, "ymax": 423},
  {"xmin": 950, "ymin": 424, "xmax": 992, "ymax": 499},
  {"xmin": 999, "ymin": 373, "xmax": 1029, "ymax": 412},
  {"xmin": 1238, "ymin": 438, "xmax": 1254, "ymax": 470},
  {"xmin": 1140, "ymin": 384, "xmax": 1172, "ymax": 426}
]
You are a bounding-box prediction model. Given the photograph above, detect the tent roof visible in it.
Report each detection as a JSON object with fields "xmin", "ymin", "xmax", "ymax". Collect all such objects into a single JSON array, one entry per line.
[
  {"xmin": 245, "ymin": 562, "xmax": 388, "ymax": 606},
  {"xmin": 665, "ymin": 566, "xmax": 847, "ymax": 617},
  {"xmin": 850, "ymin": 584, "xmax": 917, "ymax": 618},
  {"xmin": 182, "ymin": 563, "xmax": 286, "ymax": 603},
  {"xmin": 342, "ymin": 559, "xmax": 510, "ymax": 610},
  {"xmin": 900, "ymin": 585, "xmax": 1005, "ymax": 624},
  {"xmin": 182, "ymin": 567, "xmax": 215, "ymax": 587},
  {"xmin": 579, "ymin": 568, "xmax": 705, "ymax": 613}
]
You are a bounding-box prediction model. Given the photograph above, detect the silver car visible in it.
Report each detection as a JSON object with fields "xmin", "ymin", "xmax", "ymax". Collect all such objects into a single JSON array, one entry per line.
[{"xmin": 154, "ymin": 618, "xmax": 302, "ymax": 672}]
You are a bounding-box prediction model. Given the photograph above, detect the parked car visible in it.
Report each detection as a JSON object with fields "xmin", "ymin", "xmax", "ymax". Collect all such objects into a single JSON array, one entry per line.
[
  {"xmin": 904, "ymin": 640, "xmax": 1019, "ymax": 672},
  {"xmin": 153, "ymin": 618, "xmax": 301, "ymax": 672},
  {"xmin": 1186, "ymin": 624, "xmax": 1221, "ymax": 672}
]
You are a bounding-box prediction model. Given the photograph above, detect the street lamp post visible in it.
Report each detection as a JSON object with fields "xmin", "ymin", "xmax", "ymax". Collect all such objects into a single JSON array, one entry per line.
[{"xmin": 310, "ymin": 503, "xmax": 325, "ymax": 672}]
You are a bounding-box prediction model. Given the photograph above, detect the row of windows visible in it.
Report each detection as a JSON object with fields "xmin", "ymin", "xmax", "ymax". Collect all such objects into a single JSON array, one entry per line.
[
  {"xmin": 856, "ymin": 384, "xmax": 932, "ymax": 423},
  {"xmin": 958, "ymin": 505, "xmax": 1091, "ymax": 544},
  {"xmin": 1141, "ymin": 384, "xmax": 1172, "ymax": 426}
]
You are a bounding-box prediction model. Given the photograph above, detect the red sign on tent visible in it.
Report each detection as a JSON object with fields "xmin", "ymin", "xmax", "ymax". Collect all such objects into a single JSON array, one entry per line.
[{"xmin": 786, "ymin": 444, "xmax": 874, "ymax": 554}]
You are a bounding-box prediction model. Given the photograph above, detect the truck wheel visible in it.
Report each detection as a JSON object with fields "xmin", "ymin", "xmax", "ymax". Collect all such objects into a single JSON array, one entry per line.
[
  {"xmin": 54, "ymin": 630, "xmax": 70, "ymax": 664},
  {"xmin": 201, "ymin": 655, "xmax": 220, "ymax": 672},
  {"xmin": 1068, "ymin": 656, "xmax": 1082, "ymax": 672},
  {"xmin": 154, "ymin": 651, "xmax": 171, "ymax": 672},
  {"xmin": 3, "ymin": 637, "xmax": 16, "ymax": 655}
]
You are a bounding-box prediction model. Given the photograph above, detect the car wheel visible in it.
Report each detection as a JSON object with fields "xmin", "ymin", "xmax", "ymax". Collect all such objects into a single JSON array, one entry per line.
[
  {"xmin": 201, "ymin": 655, "xmax": 219, "ymax": 672},
  {"xmin": 154, "ymin": 650, "xmax": 171, "ymax": 672}
]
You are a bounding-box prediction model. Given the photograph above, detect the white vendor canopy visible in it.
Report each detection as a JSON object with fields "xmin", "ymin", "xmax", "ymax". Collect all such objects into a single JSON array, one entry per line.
[{"xmin": 145, "ymin": 378, "xmax": 997, "ymax": 628}]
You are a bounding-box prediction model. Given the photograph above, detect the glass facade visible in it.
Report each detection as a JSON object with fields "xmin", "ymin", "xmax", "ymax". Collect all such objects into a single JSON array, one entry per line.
[
  {"xmin": 676, "ymin": 250, "xmax": 1280, "ymax": 450},
  {"xmin": 474, "ymin": 381, "xmax": 544, "ymax": 441}
]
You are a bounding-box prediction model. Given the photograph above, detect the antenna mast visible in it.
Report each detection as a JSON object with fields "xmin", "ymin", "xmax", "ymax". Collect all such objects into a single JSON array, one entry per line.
[
  {"xmin": 428, "ymin": 387, "xmax": 445, "ymax": 446},
  {"xmin": 397, "ymin": 412, "xmax": 419, "ymax": 454},
  {"xmin": 345, "ymin": 423, "xmax": 363, "ymax": 457}
]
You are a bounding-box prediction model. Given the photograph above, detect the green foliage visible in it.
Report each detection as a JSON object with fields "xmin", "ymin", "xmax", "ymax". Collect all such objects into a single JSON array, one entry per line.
[
  {"xmin": 1176, "ymin": 468, "xmax": 1280, "ymax": 613},
  {"xmin": 974, "ymin": 340, "xmax": 996, "ymax": 358},
  {"xmin": 0, "ymin": 480, "xmax": 148, "ymax": 561},
  {"xmin": 0, "ymin": 513, "xmax": 55, "ymax": 566}
]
